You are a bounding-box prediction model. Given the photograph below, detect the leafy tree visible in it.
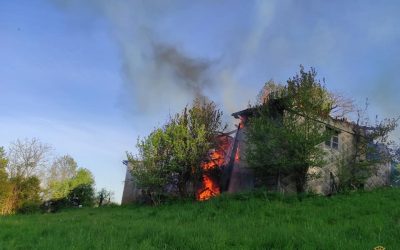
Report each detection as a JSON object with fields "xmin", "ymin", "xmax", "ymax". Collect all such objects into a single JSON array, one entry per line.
[
  {"xmin": 11, "ymin": 176, "xmax": 41, "ymax": 214},
  {"xmin": 0, "ymin": 147, "xmax": 13, "ymax": 215},
  {"xmin": 41, "ymin": 156, "xmax": 96, "ymax": 210},
  {"xmin": 248, "ymin": 67, "xmax": 398, "ymax": 193},
  {"xmin": 1, "ymin": 145, "xmax": 42, "ymax": 214},
  {"xmin": 45, "ymin": 155, "xmax": 78, "ymax": 200},
  {"xmin": 127, "ymin": 97, "xmax": 225, "ymax": 202},
  {"xmin": 67, "ymin": 168, "xmax": 95, "ymax": 207},
  {"xmin": 96, "ymin": 188, "xmax": 114, "ymax": 207},
  {"xmin": 166, "ymin": 107, "xmax": 209, "ymax": 197},
  {"xmin": 337, "ymin": 103, "xmax": 398, "ymax": 191},
  {"xmin": 246, "ymin": 67, "xmax": 334, "ymax": 193},
  {"xmin": 127, "ymin": 128, "xmax": 171, "ymax": 205}
]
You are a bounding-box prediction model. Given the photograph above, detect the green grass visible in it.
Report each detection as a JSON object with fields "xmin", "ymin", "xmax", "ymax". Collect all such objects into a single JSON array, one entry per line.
[{"xmin": 1, "ymin": 188, "xmax": 399, "ymax": 250}]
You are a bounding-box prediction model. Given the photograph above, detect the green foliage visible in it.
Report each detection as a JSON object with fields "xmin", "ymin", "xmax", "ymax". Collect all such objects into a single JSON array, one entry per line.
[
  {"xmin": 0, "ymin": 188, "xmax": 399, "ymax": 249},
  {"xmin": 68, "ymin": 184, "xmax": 95, "ymax": 207},
  {"xmin": 43, "ymin": 155, "xmax": 95, "ymax": 209},
  {"xmin": 127, "ymin": 97, "xmax": 225, "ymax": 202},
  {"xmin": 96, "ymin": 188, "xmax": 113, "ymax": 207},
  {"xmin": 1, "ymin": 146, "xmax": 43, "ymax": 214},
  {"xmin": 127, "ymin": 128, "xmax": 170, "ymax": 205},
  {"xmin": 337, "ymin": 104, "xmax": 398, "ymax": 191},
  {"xmin": 0, "ymin": 147, "xmax": 7, "ymax": 171},
  {"xmin": 46, "ymin": 155, "xmax": 78, "ymax": 200},
  {"xmin": 286, "ymin": 66, "xmax": 334, "ymax": 119},
  {"xmin": 5, "ymin": 176, "xmax": 42, "ymax": 214},
  {"xmin": 337, "ymin": 158, "xmax": 378, "ymax": 192},
  {"xmin": 256, "ymin": 79, "xmax": 285, "ymax": 105},
  {"xmin": 0, "ymin": 147, "xmax": 13, "ymax": 215},
  {"xmin": 66, "ymin": 169, "xmax": 95, "ymax": 207},
  {"xmin": 1, "ymin": 143, "xmax": 97, "ymax": 214},
  {"xmin": 0, "ymin": 147, "xmax": 9, "ymax": 185},
  {"xmin": 246, "ymin": 67, "xmax": 332, "ymax": 192},
  {"xmin": 17, "ymin": 201, "xmax": 42, "ymax": 214}
]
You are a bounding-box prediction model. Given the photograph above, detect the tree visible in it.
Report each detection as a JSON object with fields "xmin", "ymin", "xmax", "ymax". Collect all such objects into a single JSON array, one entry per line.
[
  {"xmin": 337, "ymin": 103, "xmax": 398, "ymax": 191},
  {"xmin": 11, "ymin": 176, "xmax": 41, "ymax": 214},
  {"xmin": 45, "ymin": 155, "xmax": 78, "ymax": 200},
  {"xmin": 256, "ymin": 80, "xmax": 285, "ymax": 105},
  {"xmin": 127, "ymin": 97, "xmax": 225, "ymax": 202},
  {"xmin": 67, "ymin": 168, "xmax": 95, "ymax": 207},
  {"xmin": 246, "ymin": 67, "xmax": 334, "ymax": 193},
  {"xmin": 96, "ymin": 188, "xmax": 114, "ymax": 207},
  {"xmin": 7, "ymin": 138, "xmax": 52, "ymax": 179},
  {"xmin": 127, "ymin": 128, "xmax": 171, "ymax": 205},
  {"xmin": 1, "ymin": 146, "xmax": 42, "ymax": 214},
  {"xmin": 1, "ymin": 144, "xmax": 43, "ymax": 214},
  {"xmin": 257, "ymin": 74, "xmax": 354, "ymax": 119},
  {"xmin": 40, "ymin": 155, "xmax": 96, "ymax": 209},
  {"xmin": 0, "ymin": 147, "xmax": 13, "ymax": 215}
]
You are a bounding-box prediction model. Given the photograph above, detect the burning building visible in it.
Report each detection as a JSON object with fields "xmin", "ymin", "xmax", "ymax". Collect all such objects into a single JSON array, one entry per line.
[{"xmin": 121, "ymin": 103, "xmax": 392, "ymax": 204}]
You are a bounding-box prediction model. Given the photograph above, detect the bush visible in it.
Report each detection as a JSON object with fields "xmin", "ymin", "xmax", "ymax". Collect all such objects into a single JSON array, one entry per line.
[
  {"xmin": 41, "ymin": 198, "xmax": 69, "ymax": 213},
  {"xmin": 17, "ymin": 201, "xmax": 41, "ymax": 214}
]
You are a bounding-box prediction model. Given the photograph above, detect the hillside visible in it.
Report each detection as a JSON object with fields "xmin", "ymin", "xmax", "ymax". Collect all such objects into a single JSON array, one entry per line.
[{"xmin": 1, "ymin": 188, "xmax": 399, "ymax": 250}]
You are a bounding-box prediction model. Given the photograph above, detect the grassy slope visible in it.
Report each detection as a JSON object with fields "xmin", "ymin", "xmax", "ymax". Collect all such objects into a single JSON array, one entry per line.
[{"xmin": 0, "ymin": 188, "xmax": 399, "ymax": 250}]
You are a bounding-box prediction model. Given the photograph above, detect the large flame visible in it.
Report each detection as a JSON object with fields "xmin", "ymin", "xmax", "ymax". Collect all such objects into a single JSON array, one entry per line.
[{"xmin": 197, "ymin": 135, "xmax": 232, "ymax": 201}]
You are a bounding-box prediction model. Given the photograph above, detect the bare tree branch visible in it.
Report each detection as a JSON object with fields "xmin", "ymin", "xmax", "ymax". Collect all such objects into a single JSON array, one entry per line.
[{"xmin": 7, "ymin": 138, "xmax": 52, "ymax": 178}]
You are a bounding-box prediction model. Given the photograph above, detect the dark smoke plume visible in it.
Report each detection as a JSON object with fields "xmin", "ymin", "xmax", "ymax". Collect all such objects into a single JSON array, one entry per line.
[{"xmin": 152, "ymin": 43, "xmax": 212, "ymax": 97}]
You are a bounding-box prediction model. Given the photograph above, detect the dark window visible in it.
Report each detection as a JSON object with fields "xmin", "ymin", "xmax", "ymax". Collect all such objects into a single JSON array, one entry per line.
[
  {"xmin": 332, "ymin": 135, "xmax": 339, "ymax": 149},
  {"xmin": 326, "ymin": 127, "xmax": 339, "ymax": 150}
]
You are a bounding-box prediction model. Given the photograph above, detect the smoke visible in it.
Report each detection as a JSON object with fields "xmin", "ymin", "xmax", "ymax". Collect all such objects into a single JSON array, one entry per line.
[
  {"xmin": 51, "ymin": 0, "xmax": 400, "ymax": 138},
  {"xmin": 119, "ymin": 39, "xmax": 215, "ymax": 112},
  {"xmin": 50, "ymin": 0, "xmax": 281, "ymax": 118},
  {"xmin": 52, "ymin": 0, "xmax": 216, "ymax": 113},
  {"xmin": 151, "ymin": 43, "xmax": 213, "ymax": 97}
]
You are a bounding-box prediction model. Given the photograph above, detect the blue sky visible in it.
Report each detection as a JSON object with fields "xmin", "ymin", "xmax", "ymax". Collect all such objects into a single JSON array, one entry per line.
[{"xmin": 1, "ymin": 0, "xmax": 399, "ymax": 202}]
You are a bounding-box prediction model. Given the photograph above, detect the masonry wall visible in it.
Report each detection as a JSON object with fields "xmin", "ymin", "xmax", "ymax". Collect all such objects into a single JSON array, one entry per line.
[
  {"xmin": 306, "ymin": 119, "xmax": 391, "ymax": 195},
  {"xmin": 121, "ymin": 117, "xmax": 392, "ymax": 204},
  {"xmin": 227, "ymin": 124, "xmax": 255, "ymax": 193},
  {"xmin": 121, "ymin": 165, "xmax": 142, "ymax": 205}
]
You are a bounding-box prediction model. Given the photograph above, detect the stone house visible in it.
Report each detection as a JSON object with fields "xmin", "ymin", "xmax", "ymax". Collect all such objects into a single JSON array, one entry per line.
[
  {"xmin": 228, "ymin": 106, "xmax": 392, "ymax": 195},
  {"xmin": 121, "ymin": 105, "xmax": 392, "ymax": 203}
]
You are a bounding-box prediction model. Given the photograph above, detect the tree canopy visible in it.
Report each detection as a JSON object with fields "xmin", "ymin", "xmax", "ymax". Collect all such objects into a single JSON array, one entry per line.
[
  {"xmin": 246, "ymin": 67, "xmax": 335, "ymax": 192},
  {"xmin": 127, "ymin": 97, "xmax": 225, "ymax": 203},
  {"xmin": 247, "ymin": 66, "xmax": 398, "ymax": 193},
  {"xmin": 1, "ymin": 141, "xmax": 97, "ymax": 214}
]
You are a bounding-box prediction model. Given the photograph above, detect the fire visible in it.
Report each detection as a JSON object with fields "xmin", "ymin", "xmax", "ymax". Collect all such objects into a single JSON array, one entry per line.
[
  {"xmin": 235, "ymin": 145, "xmax": 240, "ymax": 162},
  {"xmin": 197, "ymin": 149, "xmax": 224, "ymax": 201},
  {"xmin": 198, "ymin": 175, "xmax": 220, "ymax": 201},
  {"xmin": 197, "ymin": 135, "xmax": 232, "ymax": 201}
]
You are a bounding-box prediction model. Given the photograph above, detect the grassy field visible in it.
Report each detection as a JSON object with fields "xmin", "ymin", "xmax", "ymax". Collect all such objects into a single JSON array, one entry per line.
[{"xmin": 0, "ymin": 188, "xmax": 399, "ymax": 250}]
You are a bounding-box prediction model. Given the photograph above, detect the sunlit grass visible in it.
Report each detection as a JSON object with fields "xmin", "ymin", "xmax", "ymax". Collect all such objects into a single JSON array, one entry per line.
[{"xmin": 0, "ymin": 188, "xmax": 399, "ymax": 249}]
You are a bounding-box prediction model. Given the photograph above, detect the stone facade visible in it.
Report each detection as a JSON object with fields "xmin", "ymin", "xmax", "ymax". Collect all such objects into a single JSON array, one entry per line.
[
  {"xmin": 121, "ymin": 164, "xmax": 142, "ymax": 205},
  {"xmin": 306, "ymin": 119, "xmax": 391, "ymax": 194},
  {"xmin": 121, "ymin": 108, "xmax": 392, "ymax": 203}
]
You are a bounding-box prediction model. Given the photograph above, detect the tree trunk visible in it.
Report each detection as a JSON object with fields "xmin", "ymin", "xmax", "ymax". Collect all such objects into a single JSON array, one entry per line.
[
  {"xmin": 295, "ymin": 166, "xmax": 308, "ymax": 193},
  {"xmin": 177, "ymin": 177, "xmax": 187, "ymax": 198},
  {"xmin": 276, "ymin": 170, "xmax": 283, "ymax": 193}
]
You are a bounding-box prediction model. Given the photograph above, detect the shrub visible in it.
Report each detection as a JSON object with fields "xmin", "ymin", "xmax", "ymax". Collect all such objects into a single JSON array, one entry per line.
[{"xmin": 17, "ymin": 201, "xmax": 41, "ymax": 214}]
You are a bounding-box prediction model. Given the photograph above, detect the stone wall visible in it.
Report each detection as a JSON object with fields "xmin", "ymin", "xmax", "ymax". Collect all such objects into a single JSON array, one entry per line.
[
  {"xmin": 306, "ymin": 119, "xmax": 391, "ymax": 195},
  {"xmin": 121, "ymin": 165, "xmax": 142, "ymax": 204},
  {"xmin": 227, "ymin": 125, "xmax": 255, "ymax": 193}
]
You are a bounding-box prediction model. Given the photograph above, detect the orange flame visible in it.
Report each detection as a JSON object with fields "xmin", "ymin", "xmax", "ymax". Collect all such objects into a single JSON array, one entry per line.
[
  {"xmin": 198, "ymin": 175, "xmax": 220, "ymax": 201},
  {"xmin": 235, "ymin": 145, "xmax": 240, "ymax": 162},
  {"xmin": 197, "ymin": 135, "xmax": 233, "ymax": 201}
]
